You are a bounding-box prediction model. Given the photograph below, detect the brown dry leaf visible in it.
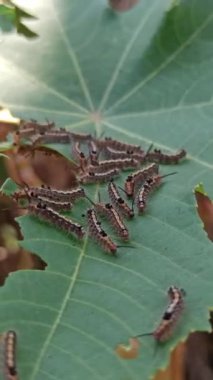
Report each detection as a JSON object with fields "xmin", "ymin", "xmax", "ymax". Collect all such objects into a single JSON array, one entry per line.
[
  {"xmin": 5, "ymin": 143, "xmax": 79, "ymax": 189},
  {"xmin": 183, "ymin": 332, "xmax": 213, "ymax": 380},
  {"xmin": 154, "ymin": 342, "xmax": 185, "ymax": 380},
  {"xmin": 5, "ymin": 145, "xmax": 42, "ymax": 187},
  {"xmin": 31, "ymin": 145, "xmax": 79, "ymax": 189},
  {"xmin": 0, "ymin": 246, "xmax": 46, "ymax": 286},
  {"xmin": 16, "ymin": 249, "xmax": 46, "ymax": 271},
  {"xmin": 0, "ymin": 195, "xmax": 46, "ymax": 285},
  {"xmin": 194, "ymin": 183, "xmax": 213, "ymax": 242}
]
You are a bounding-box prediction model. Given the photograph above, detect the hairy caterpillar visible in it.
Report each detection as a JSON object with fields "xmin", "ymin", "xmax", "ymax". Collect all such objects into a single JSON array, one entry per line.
[
  {"xmin": 4, "ymin": 330, "xmax": 18, "ymax": 380},
  {"xmin": 108, "ymin": 180, "xmax": 134, "ymax": 219},
  {"xmin": 136, "ymin": 172, "xmax": 176, "ymax": 213},
  {"xmin": 86, "ymin": 195, "xmax": 129, "ymax": 241},
  {"xmin": 135, "ymin": 286, "xmax": 185, "ymax": 342},
  {"xmin": 124, "ymin": 163, "xmax": 159, "ymax": 198},
  {"xmin": 79, "ymin": 169, "xmax": 119, "ymax": 184},
  {"xmin": 28, "ymin": 202, "xmax": 85, "ymax": 239}
]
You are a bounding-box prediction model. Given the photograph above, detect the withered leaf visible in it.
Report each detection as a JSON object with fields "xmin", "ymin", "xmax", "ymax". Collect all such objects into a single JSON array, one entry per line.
[{"xmin": 194, "ymin": 183, "xmax": 213, "ymax": 242}]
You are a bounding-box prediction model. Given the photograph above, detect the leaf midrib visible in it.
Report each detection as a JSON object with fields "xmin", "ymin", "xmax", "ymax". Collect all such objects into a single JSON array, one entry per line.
[
  {"xmin": 29, "ymin": 233, "xmax": 88, "ymax": 380},
  {"xmin": 105, "ymin": 12, "xmax": 213, "ymax": 114}
]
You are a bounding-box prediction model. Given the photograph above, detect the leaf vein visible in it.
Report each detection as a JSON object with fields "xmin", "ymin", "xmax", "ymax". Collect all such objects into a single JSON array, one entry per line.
[
  {"xmin": 106, "ymin": 13, "xmax": 213, "ymax": 113},
  {"xmin": 50, "ymin": 342, "xmax": 103, "ymax": 380},
  {"xmin": 0, "ymin": 57, "xmax": 88, "ymax": 114},
  {"xmin": 29, "ymin": 235, "xmax": 89, "ymax": 380},
  {"xmin": 98, "ymin": 0, "xmax": 159, "ymax": 111},
  {"xmin": 51, "ymin": 2, "xmax": 94, "ymax": 111}
]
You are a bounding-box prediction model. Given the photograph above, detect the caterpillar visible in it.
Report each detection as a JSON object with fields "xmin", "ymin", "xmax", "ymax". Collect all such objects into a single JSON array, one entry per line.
[
  {"xmin": 20, "ymin": 119, "xmax": 55, "ymax": 133},
  {"xmin": 79, "ymin": 168, "xmax": 120, "ymax": 184},
  {"xmin": 104, "ymin": 143, "xmax": 153, "ymax": 166},
  {"xmin": 69, "ymin": 131, "xmax": 93, "ymax": 143},
  {"xmin": 13, "ymin": 185, "xmax": 85, "ymax": 203},
  {"xmin": 72, "ymin": 141, "xmax": 88, "ymax": 171},
  {"xmin": 103, "ymin": 146, "xmax": 145, "ymax": 162},
  {"xmin": 146, "ymin": 148, "xmax": 186, "ymax": 164},
  {"xmin": 96, "ymin": 137, "xmax": 142, "ymax": 153},
  {"xmin": 28, "ymin": 202, "xmax": 85, "ymax": 239},
  {"xmin": 124, "ymin": 163, "xmax": 159, "ymax": 198},
  {"xmin": 33, "ymin": 129, "xmax": 71, "ymax": 144},
  {"xmin": 4, "ymin": 330, "xmax": 18, "ymax": 380},
  {"xmin": 108, "ymin": 180, "xmax": 134, "ymax": 219},
  {"xmin": 88, "ymin": 140, "xmax": 99, "ymax": 166},
  {"xmin": 136, "ymin": 172, "xmax": 176, "ymax": 213},
  {"xmin": 86, "ymin": 195, "xmax": 129, "ymax": 241},
  {"xmin": 88, "ymin": 157, "xmax": 139, "ymax": 172},
  {"xmin": 30, "ymin": 196, "xmax": 73, "ymax": 212},
  {"xmin": 86, "ymin": 208, "xmax": 117, "ymax": 255},
  {"xmin": 135, "ymin": 286, "xmax": 185, "ymax": 342},
  {"xmin": 16, "ymin": 128, "xmax": 37, "ymax": 139}
]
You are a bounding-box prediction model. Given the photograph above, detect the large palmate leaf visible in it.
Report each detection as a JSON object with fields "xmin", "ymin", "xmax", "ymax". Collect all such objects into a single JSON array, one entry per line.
[{"xmin": 1, "ymin": 0, "xmax": 213, "ymax": 379}]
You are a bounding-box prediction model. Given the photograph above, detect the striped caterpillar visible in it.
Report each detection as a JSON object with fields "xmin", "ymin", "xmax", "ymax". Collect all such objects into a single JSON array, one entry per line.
[
  {"xmin": 108, "ymin": 180, "xmax": 134, "ymax": 219},
  {"xmin": 33, "ymin": 128, "xmax": 71, "ymax": 144},
  {"xmin": 72, "ymin": 141, "xmax": 88, "ymax": 171},
  {"xmin": 69, "ymin": 131, "xmax": 92, "ymax": 143},
  {"xmin": 86, "ymin": 209, "xmax": 133, "ymax": 255},
  {"xmin": 96, "ymin": 137, "xmax": 142, "ymax": 153},
  {"xmin": 136, "ymin": 172, "xmax": 176, "ymax": 213},
  {"xmin": 19, "ymin": 119, "xmax": 55, "ymax": 133},
  {"xmin": 135, "ymin": 286, "xmax": 185, "ymax": 342},
  {"xmin": 88, "ymin": 157, "xmax": 139, "ymax": 172},
  {"xmin": 124, "ymin": 163, "xmax": 159, "ymax": 198},
  {"xmin": 86, "ymin": 208, "xmax": 117, "ymax": 255},
  {"xmin": 3, "ymin": 330, "xmax": 18, "ymax": 380},
  {"xmin": 103, "ymin": 146, "xmax": 145, "ymax": 162},
  {"xmin": 146, "ymin": 149, "xmax": 186, "ymax": 164},
  {"xmin": 16, "ymin": 128, "xmax": 37, "ymax": 139},
  {"xmin": 88, "ymin": 140, "xmax": 99, "ymax": 166},
  {"xmin": 28, "ymin": 202, "xmax": 85, "ymax": 239},
  {"xmin": 86, "ymin": 195, "xmax": 129, "ymax": 241},
  {"xmin": 13, "ymin": 185, "xmax": 85, "ymax": 203},
  {"xmin": 79, "ymin": 168, "xmax": 119, "ymax": 184},
  {"xmin": 30, "ymin": 196, "xmax": 73, "ymax": 212}
]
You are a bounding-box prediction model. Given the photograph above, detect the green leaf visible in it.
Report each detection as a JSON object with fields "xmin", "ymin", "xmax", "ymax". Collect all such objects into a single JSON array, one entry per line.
[
  {"xmin": 14, "ymin": 5, "xmax": 37, "ymax": 20},
  {"xmin": 0, "ymin": 2, "xmax": 37, "ymax": 37},
  {"xmin": 0, "ymin": 141, "xmax": 13, "ymax": 152},
  {"xmin": 0, "ymin": 4, "xmax": 16, "ymax": 32},
  {"xmin": 15, "ymin": 20, "xmax": 38, "ymax": 38},
  {"xmin": 0, "ymin": 0, "xmax": 213, "ymax": 379},
  {"xmin": 0, "ymin": 177, "xmax": 17, "ymax": 194}
]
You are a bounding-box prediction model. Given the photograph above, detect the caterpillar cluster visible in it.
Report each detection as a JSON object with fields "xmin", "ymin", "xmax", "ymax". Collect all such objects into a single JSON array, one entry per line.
[
  {"xmin": 13, "ymin": 180, "xmax": 133, "ymax": 255},
  {"xmin": 13, "ymin": 120, "xmax": 186, "ymax": 252},
  {"xmin": 17, "ymin": 119, "xmax": 186, "ymax": 184},
  {"xmin": 11, "ymin": 119, "xmax": 188, "ymax": 345},
  {"xmin": 13, "ymin": 161, "xmax": 171, "ymax": 255}
]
